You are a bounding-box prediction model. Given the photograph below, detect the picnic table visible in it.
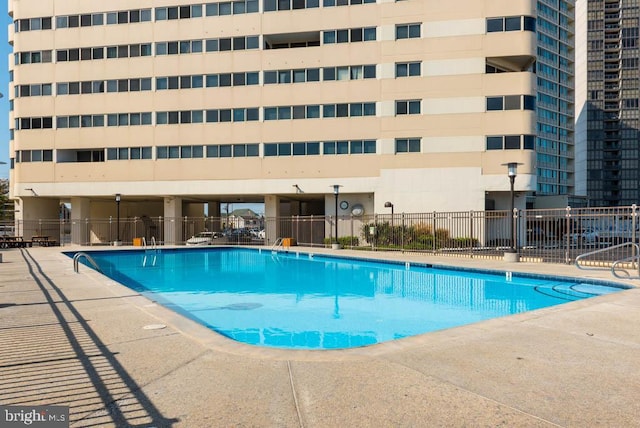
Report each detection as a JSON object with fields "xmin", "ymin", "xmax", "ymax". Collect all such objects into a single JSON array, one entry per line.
[
  {"xmin": 0, "ymin": 236, "xmax": 31, "ymax": 248},
  {"xmin": 31, "ymin": 236, "xmax": 58, "ymax": 247}
]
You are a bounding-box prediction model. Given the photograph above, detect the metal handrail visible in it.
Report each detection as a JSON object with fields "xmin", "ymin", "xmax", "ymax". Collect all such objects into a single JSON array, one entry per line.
[
  {"xmin": 612, "ymin": 255, "xmax": 640, "ymax": 279},
  {"xmin": 73, "ymin": 251, "xmax": 102, "ymax": 273},
  {"xmin": 271, "ymin": 237, "xmax": 283, "ymax": 251},
  {"xmin": 575, "ymin": 242, "xmax": 640, "ymax": 279}
]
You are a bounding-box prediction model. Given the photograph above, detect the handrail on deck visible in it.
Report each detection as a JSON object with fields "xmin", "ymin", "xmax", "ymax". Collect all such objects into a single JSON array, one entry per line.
[
  {"xmin": 73, "ymin": 251, "xmax": 102, "ymax": 273},
  {"xmin": 575, "ymin": 242, "xmax": 640, "ymax": 279}
]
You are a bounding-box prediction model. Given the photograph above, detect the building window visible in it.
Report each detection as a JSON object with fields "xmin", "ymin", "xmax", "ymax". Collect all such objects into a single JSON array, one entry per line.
[
  {"xmin": 395, "ymin": 62, "xmax": 421, "ymax": 77},
  {"xmin": 15, "ymin": 50, "xmax": 52, "ymax": 65},
  {"xmin": 395, "ymin": 23, "xmax": 420, "ymax": 39},
  {"xmin": 15, "ymin": 17, "xmax": 52, "ymax": 32},
  {"xmin": 395, "ymin": 100, "xmax": 421, "ymax": 115},
  {"xmin": 15, "ymin": 84, "xmax": 53, "ymax": 98},
  {"xmin": 56, "ymin": 9, "xmax": 150, "ymax": 28},
  {"xmin": 395, "ymin": 138, "xmax": 421, "ymax": 153},
  {"xmin": 205, "ymin": 36, "xmax": 259, "ymax": 51},
  {"xmin": 156, "ymin": 145, "xmax": 204, "ymax": 159},
  {"xmin": 485, "ymin": 135, "xmax": 535, "ymax": 150},
  {"xmin": 16, "ymin": 149, "xmax": 53, "ymax": 163},
  {"xmin": 15, "ymin": 117, "xmax": 53, "ymax": 130},
  {"xmin": 486, "ymin": 95, "xmax": 536, "ymax": 111},
  {"xmin": 322, "ymin": 65, "xmax": 376, "ymax": 81},
  {"xmin": 323, "ymin": 0, "xmax": 375, "ymax": 6},
  {"xmin": 264, "ymin": 68, "xmax": 323, "ymax": 84},
  {"xmin": 323, "ymin": 140, "xmax": 376, "ymax": 155},
  {"xmin": 263, "ymin": 0, "xmax": 319, "ymax": 11},
  {"xmin": 206, "ymin": 144, "xmax": 259, "ymax": 157},
  {"xmin": 323, "ymin": 27, "xmax": 376, "ymax": 44},
  {"xmin": 202, "ymin": 72, "xmax": 259, "ymax": 87},
  {"xmin": 264, "ymin": 141, "xmax": 321, "ymax": 156},
  {"xmin": 486, "ymin": 16, "xmax": 535, "ymax": 33}
]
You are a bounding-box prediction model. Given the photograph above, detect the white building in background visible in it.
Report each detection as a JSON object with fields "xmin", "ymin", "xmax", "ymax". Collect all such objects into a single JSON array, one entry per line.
[{"xmin": 8, "ymin": 0, "xmax": 551, "ymax": 243}]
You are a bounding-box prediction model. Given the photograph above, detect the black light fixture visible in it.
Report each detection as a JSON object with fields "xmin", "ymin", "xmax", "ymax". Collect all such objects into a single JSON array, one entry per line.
[
  {"xmin": 115, "ymin": 193, "xmax": 121, "ymax": 245},
  {"xmin": 502, "ymin": 163, "xmax": 521, "ymax": 253},
  {"xmin": 332, "ymin": 185, "xmax": 341, "ymax": 245},
  {"xmin": 385, "ymin": 201, "xmax": 394, "ymax": 243},
  {"xmin": 384, "ymin": 201, "xmax": 394, "ymax": 215}
]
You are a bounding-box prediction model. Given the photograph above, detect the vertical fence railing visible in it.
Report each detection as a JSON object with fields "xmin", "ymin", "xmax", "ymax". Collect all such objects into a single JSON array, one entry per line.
[{"xmin": 3, "ymin": 206, "xmax": 640, "ymax": 266}]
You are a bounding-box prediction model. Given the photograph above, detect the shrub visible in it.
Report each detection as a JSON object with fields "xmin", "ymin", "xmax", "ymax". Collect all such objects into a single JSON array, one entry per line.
[{"xmin": 323, "ymin": 236, "xmax": 360, "ymax": 247}]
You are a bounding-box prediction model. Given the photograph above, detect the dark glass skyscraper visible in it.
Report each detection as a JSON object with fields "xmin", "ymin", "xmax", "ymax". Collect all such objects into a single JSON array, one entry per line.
[
  {"xmin": 536, "ymin": 0, "xmax": 576, "ymax": 197},
  {"xmin": 582, "ymin": 0, "xmax": 640, "ymax": 206}
]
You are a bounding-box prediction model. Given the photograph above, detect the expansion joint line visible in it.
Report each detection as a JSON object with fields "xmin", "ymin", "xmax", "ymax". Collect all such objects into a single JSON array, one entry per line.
[{"xmin": 287, "ymin": 360, "xmax": 305, "ymax": 428}]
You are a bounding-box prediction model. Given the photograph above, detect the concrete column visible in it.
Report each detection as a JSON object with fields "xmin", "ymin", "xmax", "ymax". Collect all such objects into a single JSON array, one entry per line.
[
  {"xmin": 206, "ymin": 201, "xmax": 222, "ymax": 232},
  {"xmin": 16, "ymin": 197, "xmax": 62, "ymax": 240},
  {"xmin": 163, "ymin": 196, "xmax": 183, "ymax": 245},
  {"xmin": 207, "ymin": 201, "xmax": 221, "ymax": 217},
  {"xmin": 264, "ymin": 195, "xmax": 281, "ymax": 245},
  {"xmin": 70, "ymin": 197, "xmax": 91, "ymax": 245},
  {"xmin": 184, "ymin": 203, "xmax": 205, "ymax": 217}
]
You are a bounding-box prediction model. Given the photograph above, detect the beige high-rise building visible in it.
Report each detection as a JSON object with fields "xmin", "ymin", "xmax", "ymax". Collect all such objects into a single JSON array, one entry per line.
[{"xmin": 9, "ymin": 0, "xmax": 539, "ymax": 243}]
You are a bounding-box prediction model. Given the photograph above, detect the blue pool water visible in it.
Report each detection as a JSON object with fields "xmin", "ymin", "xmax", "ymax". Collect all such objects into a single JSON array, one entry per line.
[{"xmin": 71, "ymin": 248, "xmax": 625, "ymax": 350}]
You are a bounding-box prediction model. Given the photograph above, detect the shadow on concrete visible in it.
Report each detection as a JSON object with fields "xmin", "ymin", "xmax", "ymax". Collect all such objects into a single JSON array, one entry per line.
[{"xmin": 0, "ymin": 249, "xmax": 178, "ymax": 427}]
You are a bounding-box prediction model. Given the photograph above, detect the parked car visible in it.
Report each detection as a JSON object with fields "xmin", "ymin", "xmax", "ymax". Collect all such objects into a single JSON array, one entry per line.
[
  {"xmin": 225, "ymin": 228, "xmax": 252, "ymax": 243},
  {"xmin": 185, "ymin": 231, "xmax": 222, "ymax": 246},
  {"xmin": 567, "ymin": 228, "xmax": 599, "ymax": 244},
  {"xmin": 257, "ymin": 229, "xmax": 265, "ymax": 239}
]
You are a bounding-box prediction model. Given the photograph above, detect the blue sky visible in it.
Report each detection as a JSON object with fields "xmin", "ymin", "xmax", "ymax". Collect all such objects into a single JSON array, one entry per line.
[{"xmin": 1, "ymin": 0, "xmax": 10, "ymax": 178}]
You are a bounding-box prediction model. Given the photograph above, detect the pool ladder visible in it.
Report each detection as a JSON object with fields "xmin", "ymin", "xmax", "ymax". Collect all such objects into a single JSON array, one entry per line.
[
  {"xmin": 73, "ymin": 252, "xmax": 102, "ymax": 273},
  {"xmin": 142, "ymin": 236, "xmax": 157, "ymax": 252},
  {"xmin": 575, "ymin": 242, "xmax": 640, "ymax": 279},
  {"xmin": 271, "ymin": 237, "xmax": 284, "ymax": 252},
  {"xmin": 142, "ymin": 236, "xmax": 158, "ymax": 267}
]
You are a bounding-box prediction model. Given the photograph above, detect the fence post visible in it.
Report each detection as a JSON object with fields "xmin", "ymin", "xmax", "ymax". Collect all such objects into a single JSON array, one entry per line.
[
  {"xmin": 401, "ymin": 213, "xmax": 405, "ymax": 253},
  {"xmin": 85, "ymin": 218, "xmax": 90, "ymax": 246},
  {"xmin": 350, "ymin": 215, "xmax": 354, "ymax": 248},
  {"xmin": 514, "ymin": 208, "xmax": 520, "ymax": 254},
  {"xmin": 632, "ymin": 204, "xmax": 637, "ymax": 274},
  {"xmin": 470, "ymin": 210, "xmax": 474, "ymax": 257},
  {"xmin": 432, "ymin": 211, "xmax": 437, "ymax": 253},
  {"xmin": 565, "ymin": 206, "xmax": 572, "ymax": 264},
  {"xmin": 373, "ymin": 214, "xmax": 378, "ymax": 251}
]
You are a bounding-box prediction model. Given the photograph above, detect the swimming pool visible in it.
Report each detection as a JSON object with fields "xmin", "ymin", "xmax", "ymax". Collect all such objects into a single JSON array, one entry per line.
[{"xmin": 71, "ymin": 248, "xmax": 626, "ymax": 350}]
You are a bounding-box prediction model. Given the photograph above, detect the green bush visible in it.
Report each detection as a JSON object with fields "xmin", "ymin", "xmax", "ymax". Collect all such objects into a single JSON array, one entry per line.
[
  {"xmin": 323, "ymin": 236, "xmax": 360, "ymax": 247},
  {"xmin": 361, "ymin": 222, "xmax": 478, "ymax": 250}
]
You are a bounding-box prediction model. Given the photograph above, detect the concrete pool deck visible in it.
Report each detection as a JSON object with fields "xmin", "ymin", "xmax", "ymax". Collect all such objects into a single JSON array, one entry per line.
[{"xmin": 1, "ymin": 246, "xmax": 639, "ymax": 427}]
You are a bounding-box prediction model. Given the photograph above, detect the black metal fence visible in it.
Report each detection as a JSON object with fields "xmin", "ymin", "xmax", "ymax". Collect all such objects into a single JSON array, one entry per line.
[{"xmin": 2, "ymin": 205, "xmax": 640, "ymax": 267}]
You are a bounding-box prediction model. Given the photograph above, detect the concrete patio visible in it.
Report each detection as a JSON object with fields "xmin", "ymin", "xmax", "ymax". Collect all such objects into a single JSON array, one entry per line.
[{"xmin": 1, "ymin": 246, "xmax": 639, "ymax": 427}]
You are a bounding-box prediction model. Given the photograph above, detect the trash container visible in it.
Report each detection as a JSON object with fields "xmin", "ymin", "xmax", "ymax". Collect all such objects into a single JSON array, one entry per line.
[{"xmin": 282, "ymin": 238, "xmax": 296, "ymax": 247}]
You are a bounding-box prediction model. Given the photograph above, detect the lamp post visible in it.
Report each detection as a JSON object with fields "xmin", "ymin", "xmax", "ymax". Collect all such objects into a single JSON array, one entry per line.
[
  {"xmin": 331, "ymin": 185, "xmax": 341, "ymax": 248},
  {"xmin": 384, "ymin": 201, "xmax": 394, "ymax": 245},
  {"xmin": 502, "ymin": 163, "xmax": 521, "ymax": 258},
  {"xmin": 115, "ymin": 193, "xmax": 121, "ymax": 245}
]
